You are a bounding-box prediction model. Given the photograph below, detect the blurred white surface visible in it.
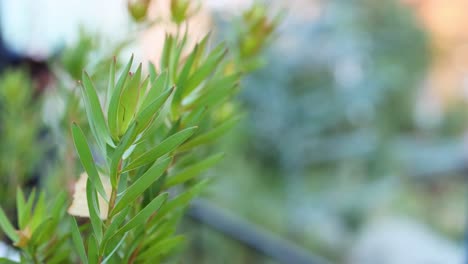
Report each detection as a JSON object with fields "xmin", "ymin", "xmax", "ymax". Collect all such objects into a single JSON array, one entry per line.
[
  {"xmin": 0, "ymin": 0, "xmax": 129, "ymax": 57},
  {"xmin": 0, "ymin": 0, "xmax": 256, "ymax": 59},
  {"xmin": 349, "ymin": 217, "xmax": 463, "ymax": 264},
  {"xmin": 0, "ymin": 241, "xmax": 19, "ymax": 262}
]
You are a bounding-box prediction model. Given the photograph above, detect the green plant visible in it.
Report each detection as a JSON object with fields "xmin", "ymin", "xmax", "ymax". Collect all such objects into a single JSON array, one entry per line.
[
  {"xmin": 0, "ymin": 70, "xmax": 48, "ymax": 221},
  {"xmin": 0, "ymin": 2, "xmax": 277, "ymax": 263}
]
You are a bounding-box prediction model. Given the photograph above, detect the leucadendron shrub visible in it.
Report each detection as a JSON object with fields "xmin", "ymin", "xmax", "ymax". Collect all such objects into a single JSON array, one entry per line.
[{"xmin": 0, "ymin": 1, "xmax": 278, "ymax": 263}]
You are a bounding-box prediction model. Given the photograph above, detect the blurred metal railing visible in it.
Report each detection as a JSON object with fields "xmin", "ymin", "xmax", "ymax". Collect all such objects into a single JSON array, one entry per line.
[{"xmin": 188, "ymin": 199, "xmax": 331, "ymax": 264}]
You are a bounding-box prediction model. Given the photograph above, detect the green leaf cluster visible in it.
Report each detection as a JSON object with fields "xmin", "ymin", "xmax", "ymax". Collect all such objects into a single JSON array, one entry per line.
[
  {"xmin": 0, "ymin": 2, "xmax": 278, "ymax": 263},
  {"xmin": 64, "ymin": 30, "xmax": 241, "ymax": 261},
  {"xmin": 0, "ymin": 190, "xmax": 69, "ymax": 263},
  {"xmin": 0, "ymin": 70, "xmax": 47, "ymax": 223}
]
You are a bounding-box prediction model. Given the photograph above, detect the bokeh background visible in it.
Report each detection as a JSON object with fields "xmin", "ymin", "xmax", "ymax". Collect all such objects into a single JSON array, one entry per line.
[{"xmin": 1, "ymin": 0, "xmax": 468, "ymax": 263}]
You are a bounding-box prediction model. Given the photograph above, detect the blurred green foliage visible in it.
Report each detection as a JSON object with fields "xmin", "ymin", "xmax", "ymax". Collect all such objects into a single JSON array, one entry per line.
[
  {"xmin": 0, "ymin": 69, "xmax": 48, "ymax": 220},
  {"xmin": 201, "ymin": 0, "xmax": 465, "ymax": 262}
]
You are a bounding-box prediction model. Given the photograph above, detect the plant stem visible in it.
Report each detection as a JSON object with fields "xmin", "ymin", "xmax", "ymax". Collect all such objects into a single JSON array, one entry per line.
[
  {"xmin": 128, "ymin": 245, "xmax": 141, "ymax": 264},
  {"xmin": 28, "ymin": 247, "xmax": 40, "ymax": 264},
  {"xmin": 32, "ymin": 254, "xmax": 39, "ymax": 264},
  {"xmin": 106, "ymin": 190, "xmax": 117, "ymax": 225},
  {"xmin": 105, "ymin": 159, "xmax": 122, "ymax": 226}
]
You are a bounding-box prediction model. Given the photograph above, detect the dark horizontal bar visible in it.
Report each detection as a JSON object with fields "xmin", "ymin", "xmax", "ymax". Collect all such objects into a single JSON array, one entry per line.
[{"xmin": 187, "ymin": 199, "xmax": 330, "ymax": 264}]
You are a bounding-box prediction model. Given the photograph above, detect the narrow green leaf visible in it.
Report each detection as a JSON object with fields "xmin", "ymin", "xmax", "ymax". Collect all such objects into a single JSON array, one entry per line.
[
  {"xmin": 47, "ymin": 249, "xmax": 72, "ymax": 264},
  {"xmin": 70, "ymin": 217, "xmax": 88, "ymax": 264},
  {"xmin": 170, "ymin": 30, "xmax": 188, "ymax": 81},
  {"xmin": 105, "ymin": 57, "xmax": 116, "ymax": 111},
  {"xmin": 88, "ymin": 234, "xmax": 99, "ymax": 264},
  {"xmin": 110, "ymin": 122, "xmax": 137, "ymax": 188},
  {"xmin": 154, "ymin": 179, "xmax": 209, "ymax": 222},
  {"xmin": 144, "ymin": 219, "xmax": 176, "ymax": 245},
  {"xmin": 108, "ymin": 55, "xmax": 134, "ymax": 140},
  {"xmin": 175, "ymin": 45, "xmax": 198, "ymax": 101},
  {"xmin": 86, "ymin": 179, "xmax": 103, "ymax": 242},
  {"xmin": 115, "ymin": 193, "xmax": 168, "ymax": 237},
  {"xmin": 101, "ymin": 233, "xmax": 128, "ymax": 264},
  {"xmin": 124, "ymin": 127, "xmax": 197, "ymax": 171},
  {"xmin": 71, "ymin": 123, "xmax": 108, "ymax": 201},
  {"xmin": 81, "ymin": 71, "xmax": 115, "ymax": 147},
  {"xmin": 161, "ymin": 34, "xmax": 174, "ymax": 70},
  {"xmin": 117, "ymin": 171, "xmax": 129, "ymax": 197},
  {"xmin": 166, "ymin": 119, "xmax": 181, "ymax": 139},
  {"xmin": 145, "ymin": 97, "xmax": 173, "ymax": 137},
  {"xmin": 142, "ymin": 173, "xmax": 167, "ymax": 206},
  {"xmin": 112, "ymin": 157, "xmax": 171, "ymax": 216},
  {"xmin": 24, "ymin": 189, "xmax": 36, "ymax": 223},
  {"xmin": 138, "ymin": 235, "xmax": 185, "ymax": 261},
  {"xmin": 29, "ymin": 198, "xmax": 66, "ymax": 245},
  {"xmin": 30, "ymin": 192, "xmax": 46, "ymax": 231},
  {"xmin": 30, "ymin": 218, "xmax": 54, "ymax": 245},
  {"xmin": 137, "ymin": 75, "xmax": 150, "ymax": 110},
  {"xmin": 0, "ymin": 207, "xmax": 18, "ymax": 243},
  {"xmin": 43, "ymin": 234, "xmax": 64, "ymax": 257},
  {"xmin": 183, "ymin": 106, "xmax": 207, "ymax": 128},
  {"xmin": 178, "ymin": 45, "xmax": 197, "ymax": 84},
  {"xmin": 50, "ymin": 191, "xmax": 67, "ymax": 220},
  {"xmin": 16, "ymin": 188, "xmax": 27, "ymax": 229},
  {"xmin": 118, "ymin": 63, "xmax": 142, "ymax": 135},
  {"xmin": 122, "ymin": 231, "xmax": 145, "ymax": 263},
  {"xmin": 172, "ymin": 152, "xmax": 198, "ymax": 168},
  {"xmin": 148, "ymin": 62, "xmax": 157, "ymax": 83},
  {"xmin": 178, "ymin": 116, "xmax": 240, "ymax": 152},
  {"xmin": 165, "ymin": 153, "xmax": 224, "ymax": 188},
  {"xmin": 187, "ymin": 74, "xmax": 239, "ymax": 109},
  {"xmin": 182, "ymin": 44, "xmax": 227, "ymax": 97},
  {"xmin": 193, "ymin": 33, "xmax": 210, "ymax": 68},
  {"xmin": 101, "ymin": 207, "xmax": 130, "ymax": 252},
  {"xmin": 134, "ymin": 87, "xmax": 173, "ymax": 135},
  {"xmin": 141, "ymin": 71, "xmax": 170, "ymax": 110}
]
